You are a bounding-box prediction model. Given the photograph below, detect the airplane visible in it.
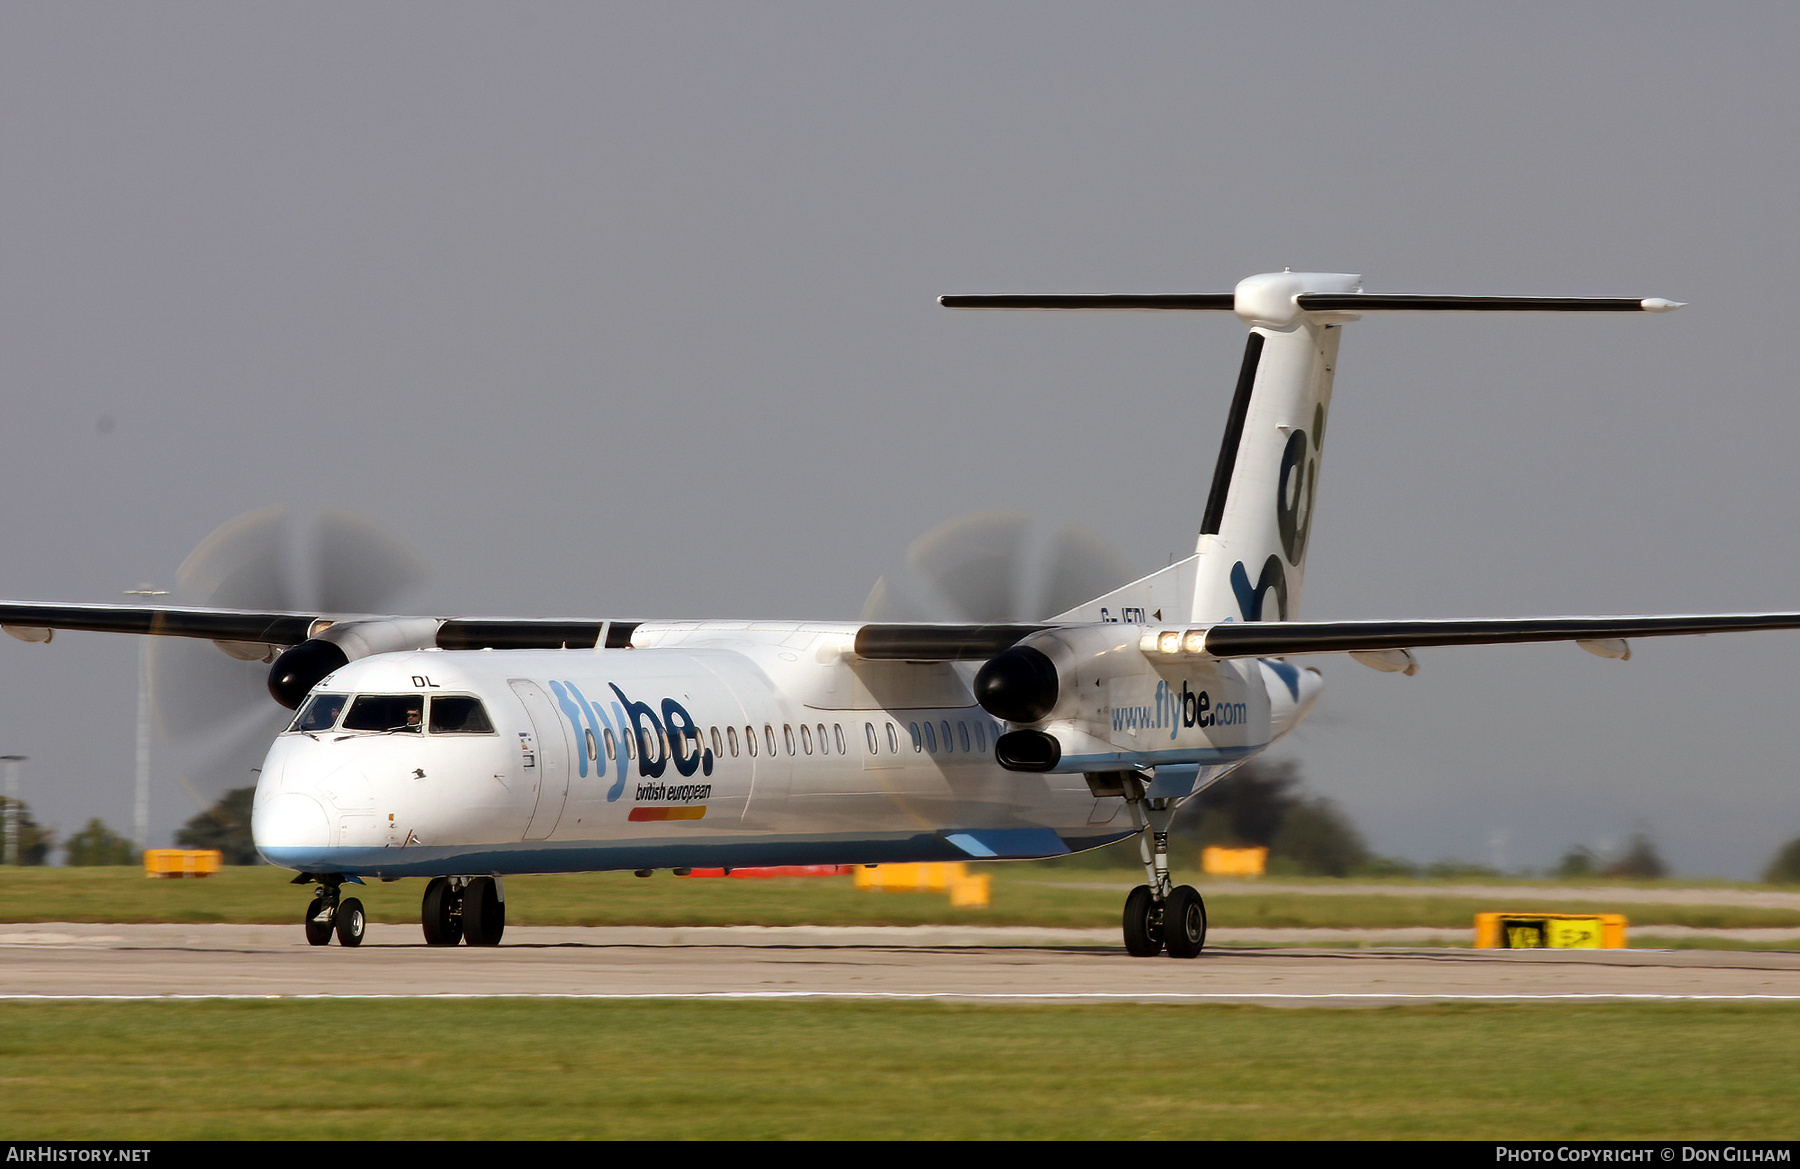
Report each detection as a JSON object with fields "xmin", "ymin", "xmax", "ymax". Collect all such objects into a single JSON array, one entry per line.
[{"xmin": 4, "ymin": 269, "xmax": 1796, "ymax": 958}]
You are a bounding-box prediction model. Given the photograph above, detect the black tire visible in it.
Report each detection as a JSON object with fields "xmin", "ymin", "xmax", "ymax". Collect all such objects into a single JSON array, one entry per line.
[
  {"xmin": 1122, "ymin": 884, "xmax": 1163, "ymax": 957},
  {"xmin": 335, "ymin": 896, "xmax": 367, "ymax": 948},
  {"xmin": 304, "ymin": 895, "xmax": 333, "ymax": 946},
  {"xmin": 1164, "ymin": 885, "xmax": 1207, "ymax": 959},
  {"xmin": 463, "ymin": 877, "xmax": 505, "ymax": 946},
  {"xmin": 421, "ymin": 877, "xmax": 463, "ymax": 946}
]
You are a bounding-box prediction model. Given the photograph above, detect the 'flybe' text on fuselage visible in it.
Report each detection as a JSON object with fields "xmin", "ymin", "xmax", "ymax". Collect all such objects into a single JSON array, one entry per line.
[
  {"xmin": 547, "ymin": 679, "xmax": 712, "ymax": 802},
  {"xmin": 1112, "ymin": 679, "xmax": 1247, "ymax": 740}
]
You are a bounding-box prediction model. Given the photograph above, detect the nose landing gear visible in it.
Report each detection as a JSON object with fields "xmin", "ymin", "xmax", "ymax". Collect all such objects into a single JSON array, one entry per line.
[
  {"xmin": 297, "ymin": 877, "xmax": 366, "ymax": 947},
  {"xmin": 303, "ymin": 891, "xmax": 333, "ymax": 947},
  {"xmin": 420, "ymin": 876, "xmax": 505, "ymax": 946}
]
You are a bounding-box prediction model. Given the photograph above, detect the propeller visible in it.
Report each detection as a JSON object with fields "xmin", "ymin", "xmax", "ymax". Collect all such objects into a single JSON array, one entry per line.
[
  {"xmin": 860, "ymin": 509, "xmax": 1135, "ymax": 624},
  {"xmin": 148, "ymin": 507, "xmax": 427, "ymax": 803}
]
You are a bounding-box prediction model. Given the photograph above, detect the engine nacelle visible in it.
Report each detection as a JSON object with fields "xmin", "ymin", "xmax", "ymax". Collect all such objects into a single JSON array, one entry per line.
[
  {"xmin": 267, "ymin": 617, "xmax": 443, "ymax": 708},
  {"xmin": 976, "ymin": 624, "xmax": 1323, "ymax": 773}
]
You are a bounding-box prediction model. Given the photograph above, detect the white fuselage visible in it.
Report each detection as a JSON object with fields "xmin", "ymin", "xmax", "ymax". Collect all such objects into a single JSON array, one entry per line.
[{"xmin": 251, "ymin": 622, "xmax": 1319, "ymax": 877}]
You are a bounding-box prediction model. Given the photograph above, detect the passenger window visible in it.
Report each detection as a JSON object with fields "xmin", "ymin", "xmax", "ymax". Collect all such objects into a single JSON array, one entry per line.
[
  {"xmin": 711, "ymin": 727, "xmax": 723, "ymax": 757},
  {"xmin": 909, "ymin": 722, "xmax": 922, "ymax": 752},
  {"xmin": 585, "ymin": 728, "xmax": 598, "ymax": 760},
  {"xmin": 865, "ymin": 722, "xmax": 878, "ymax": 754},
  {"xmin": 817, "ymin": 724, "xmax": 829, "ymax": 754},
  {"xmin": 974, "ymin": 721, "xmax": 986, "ymax": 752},
  {"xmin": 344, "ymin": 694, "xmax": 424, "ymax": 733},
  {"xmin": 764, "ymin": 724, "xmax": 777, "ymax": 756},
  {"xmin": 728, "ymin": 726, "xmax": 740, "ymax": 757},
  {"xmin": 784, "ymin": 724, "xmax": 795, "ymax": 756},
  {"xmin": 604, "ymin": 728, "xmax": 617, "ymax": 760},
  {"xmin": 429, "ymin": 696, "xmax": 495, "ymax": 735},
  {"xmin": 958, "ymin": 721, "xmax": 970, "ymax": 753},
  {"xmin": 291, "ymin": 693, "xmax": 347, "ymax": 733},
  {"xmin": 940, "ymin": 720, "xmax": 954, "ymax": 753},
  {"xmin": 800, "ymin": 724, "xmax": 812, "ymax": 755},
  {"xmin": 834, "ymin": 724, "xmax": 845, "ymax": 755},
  {"xmin": 922, "ymin": 722, "xmax": 937, "ymax": 753},
  {"xmin": 886, "ymin": 723, "xmax": 899, "ymax": 754}
]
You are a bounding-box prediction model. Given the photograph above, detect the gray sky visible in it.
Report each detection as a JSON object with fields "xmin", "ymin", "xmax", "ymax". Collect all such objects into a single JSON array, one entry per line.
[{"xmin": 2, "ymin": 3, "xmax": 1797, "ymax": 875}]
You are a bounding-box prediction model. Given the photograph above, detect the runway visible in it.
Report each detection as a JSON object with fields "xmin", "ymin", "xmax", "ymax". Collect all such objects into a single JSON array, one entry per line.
[{"xmin": 4, "ymin": 924, "xmax": 1798, "ymax": 1005}]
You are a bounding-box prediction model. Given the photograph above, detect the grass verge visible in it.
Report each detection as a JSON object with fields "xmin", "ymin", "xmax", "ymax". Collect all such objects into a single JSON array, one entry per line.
[
  {"xmin": 0, "ymin": 1000, "xmax": 1794, "ymax": 1140},
  {"xmin": 1, "ymin": 866, "xmax": 1796, "ymax": 937}
]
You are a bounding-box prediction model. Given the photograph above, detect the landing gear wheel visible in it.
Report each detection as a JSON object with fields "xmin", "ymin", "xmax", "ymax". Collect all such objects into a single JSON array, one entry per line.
[
  {"xmin": 335, "ymin": 897, "xmax": 366, "ymax": 947},
  {"xmin": 303, "ymin": 894, "xmax": 333, "ymax": 946},
  {"xmin": 1164, "ymin": 885, "xmax": 1207, "ymax": 959},
  {"xmin": 1122, "ymin": 884, "xmax": 1164, "ymax": 957},
  {"xmin": 463, "ymin": 877, "xmax": 505, "ymax": 946},
  {"xmin": 421, "ymin": 877, "xmax": 464, "ymax": 946}
]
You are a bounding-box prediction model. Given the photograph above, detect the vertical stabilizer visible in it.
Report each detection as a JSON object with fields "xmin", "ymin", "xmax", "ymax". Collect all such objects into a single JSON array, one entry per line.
[
  {"xmin": 1190, "ymin": 271, "xmax": 1356, "ymax": 624},
  {"xmin": 943, "ymin": 272, "xmax": 1680, "ymax": 629}
]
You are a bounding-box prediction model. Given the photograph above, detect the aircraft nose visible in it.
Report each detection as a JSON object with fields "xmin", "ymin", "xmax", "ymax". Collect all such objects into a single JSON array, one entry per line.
[{"xmin": 253, "ymin": 791, "xmax": 331, "ymax": 856}]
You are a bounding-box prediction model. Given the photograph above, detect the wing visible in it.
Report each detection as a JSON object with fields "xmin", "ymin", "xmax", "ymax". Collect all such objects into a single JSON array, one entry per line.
[
  {"xmin": 852, "ymin": 613, "xmax": 1800, "ymax": 664},
  {"xmin": 1199, "ymin": 613, "xmax": 1800, "ymax": 658},
  {"xmin": 0, "ymin": 602, "xmax": 641, "ymax": 651},
  {"xmin": 0, "ymin": 601, "xmax": 644, "ymax": 707}
]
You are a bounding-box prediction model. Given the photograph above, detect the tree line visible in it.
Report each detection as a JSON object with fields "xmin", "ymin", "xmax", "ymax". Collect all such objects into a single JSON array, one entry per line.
[{"xmin": 6, "ymin": 775, "xmax": 1800, "ymax": 882}]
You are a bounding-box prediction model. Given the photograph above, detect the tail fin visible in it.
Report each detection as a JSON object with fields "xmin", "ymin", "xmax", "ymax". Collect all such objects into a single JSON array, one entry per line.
[
  {"xmin": 1188, "ymin": 272, "xmax": 1354, "ymax": 623},
  {"xmin": 943, "ymin": 273, "xmax": 1683, "ymax": 626}
]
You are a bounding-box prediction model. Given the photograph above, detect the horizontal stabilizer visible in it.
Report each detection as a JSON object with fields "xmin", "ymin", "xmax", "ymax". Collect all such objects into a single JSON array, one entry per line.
[
  {"xmin": 941, "ymin": 292, "xmax": 1682, "ymax": 314},
  {"xmin": 940, "ymin": 294, "xmax": 1235, "ymax": 310},
  {"xmin": 1295, "ymin": 294, "xmax": 1683, "ymax": 313}
]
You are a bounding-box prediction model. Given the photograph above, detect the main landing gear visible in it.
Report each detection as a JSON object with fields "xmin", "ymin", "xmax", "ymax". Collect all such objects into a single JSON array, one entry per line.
[
  {"xmin": 421, "ymin": 876, "xmax": 505, "ymax": 947},
  {"xmin": 297, "ymin": 876, "xmax": 366, "ymax": 947},
  {"xmin": 1113, "ymin": 771, "xmax": 1207, "ymax": 959}
]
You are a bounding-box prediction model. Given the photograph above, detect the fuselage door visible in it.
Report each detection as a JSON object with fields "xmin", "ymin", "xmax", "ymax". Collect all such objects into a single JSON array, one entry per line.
[{"xmin": 511, "ymin": 678, "xmax": 571, "ymax": 840}]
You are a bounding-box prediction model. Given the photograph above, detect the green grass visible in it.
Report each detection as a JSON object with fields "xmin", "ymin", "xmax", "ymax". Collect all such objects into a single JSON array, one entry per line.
[
  {"xmin": 2, "ymin": 866, "xmax": 1796, "ymax": 936},
  {"xmin": 0, "ymin": 1000, "xmax": 1794, "ymax": 1139}
]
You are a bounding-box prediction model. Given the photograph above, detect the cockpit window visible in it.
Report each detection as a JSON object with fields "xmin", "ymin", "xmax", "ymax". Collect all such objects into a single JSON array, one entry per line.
[
  {"xmin": 290, "ymin": 693, "xmax": 347, "ymax": 733},
  {"xmin": 429, "ymin": 695, "xmax": 495, "ymax": 734},
  {"xmin": 342, "ymin": 694, "xmax": 425, "ymax": 733}
]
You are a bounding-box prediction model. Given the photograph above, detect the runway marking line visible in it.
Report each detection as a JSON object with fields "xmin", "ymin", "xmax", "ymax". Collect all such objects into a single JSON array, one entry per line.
[{"xmin": 4, "ymin": 992, "xmax": 1800, "ymax": 1003}]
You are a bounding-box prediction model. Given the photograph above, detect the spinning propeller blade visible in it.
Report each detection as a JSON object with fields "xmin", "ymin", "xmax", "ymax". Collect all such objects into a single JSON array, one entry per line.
[{"xmin": 861, "ymin": 509, "xmax": 1134, "ymax": 624}]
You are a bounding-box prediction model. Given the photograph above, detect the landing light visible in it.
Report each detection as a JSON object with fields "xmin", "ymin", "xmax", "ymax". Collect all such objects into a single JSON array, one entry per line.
[{"xmin": 1138, "ymin": 627, "xmax": 1212, "ymax": 657}]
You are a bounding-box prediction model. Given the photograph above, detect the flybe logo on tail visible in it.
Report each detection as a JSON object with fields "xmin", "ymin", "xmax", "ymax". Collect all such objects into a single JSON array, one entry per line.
[
  {"xmin": 1278, "ymin": 423, "xmax": 1318, "ymax": 566},
  {"xmin": 1231, "ymin": 556, "xmax": 1289, "ymax": 622},
  {"xmin": 1228, "ymin": 414, "xmax": 1322, "ymax": 622},
  {"xmin": 547, "ymin": 680, "xmax": 714, "ymax": 803}
]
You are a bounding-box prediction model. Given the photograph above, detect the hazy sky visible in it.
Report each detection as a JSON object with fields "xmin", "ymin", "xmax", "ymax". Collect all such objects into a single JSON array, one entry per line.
[{"xmin": 2, "ymin": 3, "xmax": 1797, "ymax": 876}]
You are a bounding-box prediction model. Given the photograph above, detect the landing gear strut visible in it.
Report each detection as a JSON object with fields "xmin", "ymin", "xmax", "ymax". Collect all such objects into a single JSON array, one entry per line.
[
  {"xmin": 297, "ymin": 876, "xmax": 365, "ymax": 947},
  {"xmin": 420, "ymin": 876, "xmax": 505, "ymax": 946},
  {"xmin": 1117, "ymin": 772, "xmax": 1206, "ymax": 959}
]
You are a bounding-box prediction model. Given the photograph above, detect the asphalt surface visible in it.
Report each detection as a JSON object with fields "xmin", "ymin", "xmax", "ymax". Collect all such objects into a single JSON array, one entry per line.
[{"xmin": 4, "ymin": 923, "xmax": 1797, "ymax": 1005}]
